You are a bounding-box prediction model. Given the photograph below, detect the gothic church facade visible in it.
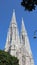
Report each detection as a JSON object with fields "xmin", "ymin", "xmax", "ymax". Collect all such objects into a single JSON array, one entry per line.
[{"xmin": 5, "ymin": 10, "xmax": 34, "ymax": 65}]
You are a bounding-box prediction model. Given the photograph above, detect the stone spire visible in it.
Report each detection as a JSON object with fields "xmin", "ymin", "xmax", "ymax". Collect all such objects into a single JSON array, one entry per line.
[
  {"xmin": 5, "ymin": 10, "xmax": 34, "ymax": 65},
  {"xmin": 20, "ymin": 18, "xmax": 34, "ymax": 65},
  {"xmin": 5, "ymin": 10, "xmax": 17, "ymax": 52},
  {"xmin": 21, "ymin": 18, "xmax": 27, "ymax": 35},
  {"xmin": 5, "ymin": 10, "xmax": 21, "ymax": 54},
  {"xmin": 21, "ymin": 18, "xmax": 32, "ymax": 56},
  {"xmin": 20, "ymin": 18, "xmax": 27, "ymax": 45}
]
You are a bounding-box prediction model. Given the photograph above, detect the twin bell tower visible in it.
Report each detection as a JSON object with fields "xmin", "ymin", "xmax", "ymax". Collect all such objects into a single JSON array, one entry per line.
[{"xmin": 5, "ymin": 10, "xmax": 34, "ymax": 65}]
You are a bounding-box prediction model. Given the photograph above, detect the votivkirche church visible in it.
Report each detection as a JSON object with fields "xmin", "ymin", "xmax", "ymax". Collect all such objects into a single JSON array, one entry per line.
[{"xmin": 5, "ymin": 10, "xmax": 34, "ymax": 65}]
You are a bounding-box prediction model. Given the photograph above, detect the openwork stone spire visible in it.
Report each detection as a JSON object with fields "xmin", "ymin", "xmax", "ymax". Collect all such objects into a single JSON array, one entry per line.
[
  {"xmin": 21, "ymin": 18, "xmax": 32, "ymax": 56},
  {"xmin": 5, "ymin": 10, "xmax": 34, "ymax": 65},
  {"xmin": 5, "ymin": 10, "xmax": 21, "ymax": 57}
]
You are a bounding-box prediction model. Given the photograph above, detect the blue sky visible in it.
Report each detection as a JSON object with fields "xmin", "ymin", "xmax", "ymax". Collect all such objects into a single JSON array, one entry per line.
[{"xmin": 0, "ymin": 0, "xmax": 37, "ymax": 65}]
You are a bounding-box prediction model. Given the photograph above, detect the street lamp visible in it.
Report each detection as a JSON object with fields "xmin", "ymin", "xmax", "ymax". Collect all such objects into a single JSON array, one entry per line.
[{"xmin": 33, "ymin": 30, "xmax": 37, "ymax": 39}]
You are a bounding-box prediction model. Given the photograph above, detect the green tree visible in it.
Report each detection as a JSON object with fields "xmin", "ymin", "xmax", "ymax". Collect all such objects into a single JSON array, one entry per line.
[
  {"xmin": 21, "ymin": 0, "xmax": 37, "ymax": 11},
  {"xmin": 0, "ymin": 50, "xmax": 19, "ymax": 65}
]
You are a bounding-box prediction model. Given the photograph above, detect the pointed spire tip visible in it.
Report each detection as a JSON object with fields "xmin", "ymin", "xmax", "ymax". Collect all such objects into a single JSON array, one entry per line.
[{"xmin": 13, "ymin": 9, "xmax": 15, "ymax": 13}]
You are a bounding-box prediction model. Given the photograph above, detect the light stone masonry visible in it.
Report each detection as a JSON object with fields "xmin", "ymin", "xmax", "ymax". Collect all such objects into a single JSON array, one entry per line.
[{"xmin": 5, "ymin": 10, "xmax": 34, "ymax": 65}]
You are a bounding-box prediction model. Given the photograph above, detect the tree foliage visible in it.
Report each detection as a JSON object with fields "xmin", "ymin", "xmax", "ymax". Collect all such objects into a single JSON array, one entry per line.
[
  {"xmin": 21, "ymin": 0, "xmax": 37, "ymax": 11},
  {"xmin": 0, "ymin": 50, "xmax": 19, "ymax": 65}
]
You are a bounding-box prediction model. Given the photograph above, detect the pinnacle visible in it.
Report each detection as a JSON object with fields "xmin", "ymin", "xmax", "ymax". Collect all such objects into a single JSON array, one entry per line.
[
  {"xmin": 21, "ymin": 18, "xmax": 27, "ymax": 35},
  {"xmin": 11, "ymin": 9, "xmax": 17, "ymax": 25}
]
